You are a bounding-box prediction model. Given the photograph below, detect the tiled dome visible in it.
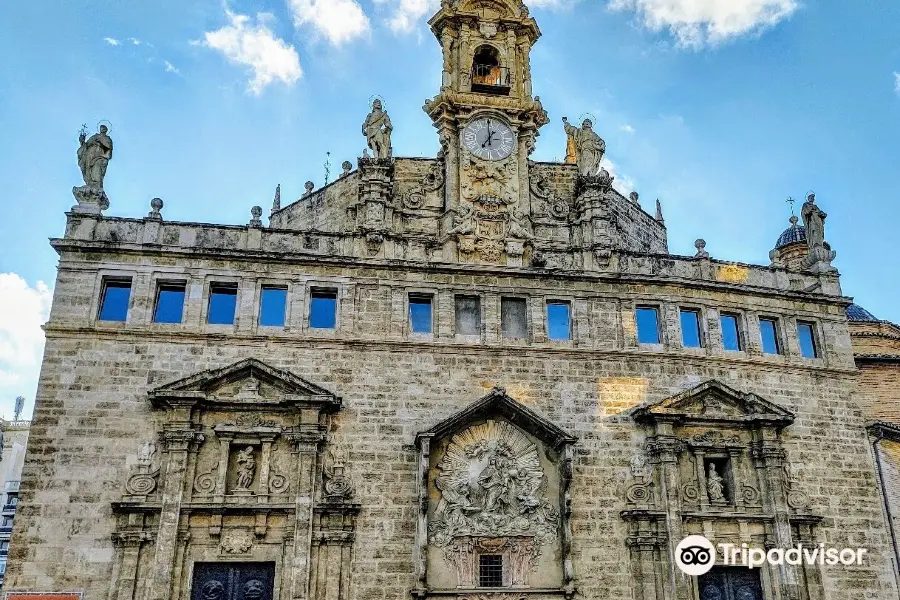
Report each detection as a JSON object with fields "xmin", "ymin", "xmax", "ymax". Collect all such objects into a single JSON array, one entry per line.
[
  {"xmin": 775, "ymin": 215, "xmax": 806, "ymax": 249},
  {"xmin": 846, "ymin": 303, "xmax": 879, "ymax": 322}
]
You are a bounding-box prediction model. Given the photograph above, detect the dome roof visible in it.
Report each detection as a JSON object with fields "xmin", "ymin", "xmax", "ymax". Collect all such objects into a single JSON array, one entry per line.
[
  {"xmin": 847, "ymin": 304, "xmax": 879, "ymax": 322},
  {"xmin": 775, "ymin": 215, "xmax": 806, "ymax": 249}
]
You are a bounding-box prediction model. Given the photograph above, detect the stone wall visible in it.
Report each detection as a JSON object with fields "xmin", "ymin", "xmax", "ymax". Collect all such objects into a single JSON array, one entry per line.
[{"xmin": 5, "ymin": 231, "xmax": 898, "ymax": 599}]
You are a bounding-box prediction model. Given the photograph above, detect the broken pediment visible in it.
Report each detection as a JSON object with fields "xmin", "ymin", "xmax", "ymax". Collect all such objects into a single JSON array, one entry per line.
[
  {"xmin": 416, "ymin": 386, "xmax": 576, "ymax": 452},
  {"xmin": 148, "ymin": 358, "xmax": 341, "ymax": 411},
  {"xmin": 631, "ymin": 380, "xmax": 794, "ymax": 428}
]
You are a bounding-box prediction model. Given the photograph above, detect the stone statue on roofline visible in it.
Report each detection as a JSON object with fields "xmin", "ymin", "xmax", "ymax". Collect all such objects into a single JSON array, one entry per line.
[
  {"xmin": 72, "ymin": 123, "xmax": 113, "ymax": 213},
  {"xmin": 799, "ymin": 192, "xmax": 837, "ymax": 273},
  {"xmin": 362, "ymin": 99, "xmax": 393, "ymax": 160},
  {"xmin": 562, "ymin": 117, "xmax": 605, "ymax": 177}
]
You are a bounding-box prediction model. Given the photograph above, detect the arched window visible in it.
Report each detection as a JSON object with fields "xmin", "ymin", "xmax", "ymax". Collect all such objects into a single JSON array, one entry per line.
[{"xmin": 471, "ymin": 45, "xmax": 510, "ymax": 95}]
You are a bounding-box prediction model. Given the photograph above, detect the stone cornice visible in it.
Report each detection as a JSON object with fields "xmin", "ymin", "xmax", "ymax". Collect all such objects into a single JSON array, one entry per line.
[
  {"xmin": 50, "ymin": 238, "xmax": 849, "ymax": 306},
  {"xmin": 41, "ymin": 324, "xmax": 860, "ymax": 378}
]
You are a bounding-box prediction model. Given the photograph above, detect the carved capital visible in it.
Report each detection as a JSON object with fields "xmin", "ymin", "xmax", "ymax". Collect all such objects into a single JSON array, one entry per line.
[{"xmin": 160, "ymin": 429, "xmax": 205, "ymax": 452}]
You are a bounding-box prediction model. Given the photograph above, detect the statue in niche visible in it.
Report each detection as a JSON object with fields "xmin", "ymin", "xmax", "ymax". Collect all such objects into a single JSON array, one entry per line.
[
  {"xmin": 234, "ymin": 446, "xmax": 256, "ymax": 490},
  {"xmin": 562, "ymin": 117, "xmax": 606, "ymax": 177},
  {"xmin": 362, "ymin": 99, "xmax": 393, "ymax": 159},
  {"xmin": 77, "ymin": 124, "xmax": 113, "ymax": 189},
  {"xmin": 707, "ymin": 463, "xmax": 726, "ymax": 502},
  {"xmin": 801, "ymin": 193, "xmax": 827, "ymax": 253}
]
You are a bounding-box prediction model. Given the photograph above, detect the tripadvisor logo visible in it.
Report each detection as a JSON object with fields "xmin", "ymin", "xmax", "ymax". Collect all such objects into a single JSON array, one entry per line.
[{"xmin": 675, "ymin": 535, "xmax": 868, "ymax": 575}]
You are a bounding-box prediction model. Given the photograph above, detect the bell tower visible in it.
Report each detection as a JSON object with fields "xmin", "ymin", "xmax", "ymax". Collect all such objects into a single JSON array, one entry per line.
[{"xmin": 425, "ymin": 0, "xmax": 548, "ymax": 265}]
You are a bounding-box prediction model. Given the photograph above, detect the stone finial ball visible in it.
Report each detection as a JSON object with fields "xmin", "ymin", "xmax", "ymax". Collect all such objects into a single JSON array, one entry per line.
[
  {"xmin": 629, "ymin": 192, "xmax": 639, "ymax": 202},
  {"xmin": 150, "ymin": 197, "xmax": 163, "ymax": 211},
  {"xmin": 251, "ymin": 206, "xmax": 263, "ymax": 218},
  {"xmin": 695, "ymin": 239, "xmax": 706, "ymax": 249},
  {"xmin": 342, "ymin": 161, "xmax": 352, "ymax": 170},
  {"xmin": 305, "ymin": 181, "xmax": 315, "ymax": 191}
]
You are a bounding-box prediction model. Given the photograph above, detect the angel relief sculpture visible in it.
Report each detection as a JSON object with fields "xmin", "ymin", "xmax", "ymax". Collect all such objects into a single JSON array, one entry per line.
[{"xmin": 429, "ymin": 421, "xmax": 558, "ymax": 549}]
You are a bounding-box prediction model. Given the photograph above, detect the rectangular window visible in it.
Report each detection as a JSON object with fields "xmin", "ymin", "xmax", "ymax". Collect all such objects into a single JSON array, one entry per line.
[
  {"xmin": 680, "ymin": 309, "xmax": 703, "ymax": 348},
  {"xmin": 479, "ymin": 554, "xmax": 503, "ymax": 588},
  {"xmin": 0, "ymin": 541, "xmax": 8, "ymax": 551},
  {"xmin": 635, "ymin": 306, "xmax": 661, "ymax": 344},
  {"xmin": 153, "ymin": 282, "xmax": 186, "ymax": 324},
  {"xmin": 759, "ymin": 318, "xmax": 781, "ymax": 354},
  {"xmin": 546, "ymin": 301, "xmax": 571, "ymax": 341},
  {"xmin": 409, "ymin": 294, "xmax": 434, "ymax": 334},
  {"xmin": 455, "ymin": 295, "xmax": 481, "ymax": 335},
  {"xmin": 501, "ymin": 297, "xmax": 528, "ymax": 339},
  {"xmin": 797, "ymin": 321, "xmax": 818, "ymax": 358},
  {"xmin": 720, "ymin": 313, "xmax": 742, "ymax": 351},
  {"xmin": 207, "ymin": 283, "xmax": 238, "ymax": 325},
  {"xmin": 259, "ymin": 286, "xmax": 288, "ymax": 327},
  {"xmin": 309, "ymin": 289, "xmax": 338, "ymax": 329},
  {"xmin": 6, "ymin": 494, "xmax": 17, "ymax": 506},
  {"xmin": 98, "ymin": 278, "xmax": 131, "ymax": 322}
]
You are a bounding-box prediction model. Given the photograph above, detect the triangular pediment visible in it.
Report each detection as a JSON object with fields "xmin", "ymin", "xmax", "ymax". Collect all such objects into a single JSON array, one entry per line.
[
  {"xmin": 631, "ymin": 380, "xmax": 794, "ymax": 427},
  {"xmin": 149, "ymin": 358, "xmax": 340, "ymax": 410},
  {"xmin": 417, "ymin": 386, "xmax": 576, "ymax": 451}
]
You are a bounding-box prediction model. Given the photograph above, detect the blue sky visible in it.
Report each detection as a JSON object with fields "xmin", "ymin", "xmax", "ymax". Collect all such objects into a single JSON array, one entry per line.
[{"xmin": 1, "ymin": 0, "xmax": 899, "ymax": 418}]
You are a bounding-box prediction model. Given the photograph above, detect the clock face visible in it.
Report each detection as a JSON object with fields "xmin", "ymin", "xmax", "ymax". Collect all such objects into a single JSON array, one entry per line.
[{"xmin": 462, "ymin": 117, "xmax": 515, "ymax": 161}]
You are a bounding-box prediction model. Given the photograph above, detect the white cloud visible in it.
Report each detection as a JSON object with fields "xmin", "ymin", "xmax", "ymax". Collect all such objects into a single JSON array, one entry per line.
[
  {"xmin": 128, "ymin": 37, "xmax": 143, "ymax": 46},
  {"xmin": 0, "ymin": 274, "xmax": 52, "ymax": 416},
  {"xmin": 373, "ymin": 0, "xmax": 439, "ymax": 33},
  {"xmin": 287, "ymin": 0, "xmax": 370, "ymax": 45},
  {"xmin": 165, "ymin": 60, "xmax": 180, "ymax": 74},
  {"xmin": 600, "ymin": 156, "xmax": 638, "ymax": 197},
  {"xmin": 609, "ymin": 0, "xmax": 798, "ymax": 47},
  {"xmin": 201, "ymin": 10, "xmax": 303, "ymax": 95},
  {"xmin": 104, "ymin": 37, "xmax": 121, "ymax": 46},
  {"xmin": 894, "ymin": 72, "xmax": 900, "ymax": 96},
  {"xmin": 620, "ymin": 123, "xmax": 635, "ymax": 133}
]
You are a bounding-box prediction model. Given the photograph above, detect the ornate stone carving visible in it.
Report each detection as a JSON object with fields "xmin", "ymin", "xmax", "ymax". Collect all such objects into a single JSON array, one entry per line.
[
  {"xmin": 194, "ymin": 468, "xmax": 217, "ymax": 495},
  {"xmin": 137, "ymin": 441, "xmax": 156, "ymax": 466},
  {"xmin": 507, "ymin": 209, "xmax": 532, "ymax": 240},
  {"xmin": 221, "ymin": 530, "xmax": 254, "ymax": 554},
  {"xmin": 530, "ymin": 172, "xmax": 568, "ymax": 220},
  {"xmin": 562, "ymin": 117, "xmax": 605, "ymax": 176},
  {"xmin": 362, "ymin": 99, "xmax": 393, "ymax": 159},
  {"xmin": 429, "ymin": 420, "xmax": 558, "ymax": 548},
  {"xmin": 125, "ymin": 469, "xmax": 159, "ymax": 496},
  {"xmin": 234, "ymin": 446, "xmax": 257, "ymax": 491},
  {"xmin": 148, "ymin": 197, "xmax": 163, "ymax": 220},
  {"xmin": 707, "ymin": 463, "xmax": 726, "ymax": 502},
  {"xmin": 461, "ymin": 154, "xmax": 516, "ymax": 205},
  {"xmin": 682, "ymin": 479, "xmax": 700, "ymax": 503},
  {"xmin": 269, "ymin": 468, "xmax": 289, "ymax": 494},
  {"xmin": 741, "ymin": 483, "xmax": 761, "ymax": 505},
  {"xmin": 323, "ymin": 444, "xmax": 354, "ymax": 502},
  {"xmin": 783, "ymin": 463, "xmax": 810, "ymax": 510},
  {"xmin": 401, "ymin": 161, "xmax": 445, "ymax": 210},
  {"xmin": 630, "ymin": 453, "xmax": 648, "ymax": 478},
  {"xmin": 625, "ymin": 481, "xmax": 653, "ymax": 504},
  {"xmin": 694, "ymin": 238, "xmax": 709, "ymax": 259}
]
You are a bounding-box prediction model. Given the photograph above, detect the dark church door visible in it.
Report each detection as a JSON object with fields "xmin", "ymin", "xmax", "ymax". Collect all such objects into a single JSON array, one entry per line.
[
  {"xmin": 191, "ymin": 562, "xmax": 276, "ymax": 600},
  {"xmin": 698, "ymin": 567, "xmax": 764, "ymax": 600}
]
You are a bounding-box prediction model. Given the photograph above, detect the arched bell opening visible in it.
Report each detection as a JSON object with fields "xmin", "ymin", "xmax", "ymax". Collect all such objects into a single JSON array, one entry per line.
[{"xmin": 471, "ymin": 45, "xmax": 510, "ymax": 95}]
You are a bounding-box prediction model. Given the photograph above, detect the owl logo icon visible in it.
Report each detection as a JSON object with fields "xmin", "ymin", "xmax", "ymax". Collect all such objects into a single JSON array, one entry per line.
[{"xmin": 676, "ymin": 535, "xmax": 716, "ymax": 576}]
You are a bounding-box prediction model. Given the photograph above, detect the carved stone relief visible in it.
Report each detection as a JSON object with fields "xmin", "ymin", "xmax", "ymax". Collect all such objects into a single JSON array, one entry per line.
[
  {"xmin": 323, "ymin": 444, "xmax": 355, "ymax": 502},
  {"xmin": 221, "ymin": 530, "xmax": 254, "ymax": 555},
  {"xmin": 400, "ymin": 161, "xmax": 445, "ymax": 210},
  {"xmin": 429, "ymin": 420, "xmax": 558, "ymax": 548}
]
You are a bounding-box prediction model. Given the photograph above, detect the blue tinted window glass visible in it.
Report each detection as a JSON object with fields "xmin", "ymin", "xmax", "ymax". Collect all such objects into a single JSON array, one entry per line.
[
  {"xmin": 409, "ymin": 296, "xmax": 433, "ymax": 334},
  {"xmin": 99, "ymin": 280, "xmax": 131, "ymax": 322},
  {"xmin": 154, "ymin": 285, "xmax": 186, "ymax": 323},
  {"xmin": 547, "ymin": 302, "xmax": 570, "ymax": 340},
  {"xmin": 721, "ymin": 314, "xmax": 742, "ymax": 351},
  {"xmin": 207, "ymin": 285, "xmax": 237, "ymax": 325},
  {"xmin": 309, "ymin": 291, "xmax": 337, "ymax": 329},
  {"xmin": 680, "ymin": 310, "xmax": 702, "ymax": 348},
  {"xmin": 636, "ymin": 307, "xmax": 660, "ymax": 344},
  {"xmin": 797, "ymin": 322, "xmax": 818, "ymax": 358},
  {"xmin": 760, "ymin": 319, "xmax": 780, "ymax": 354},
  {"xmin": 259, "ymin": 287, "xmax": 288, "ymax": 327}
]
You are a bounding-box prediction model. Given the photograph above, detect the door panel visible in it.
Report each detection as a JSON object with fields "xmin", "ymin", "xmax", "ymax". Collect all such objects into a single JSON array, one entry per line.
[
  {"xmin": 191, "ymin": 562, "xmax": 276, "ymax": 600},
  {"xmin": 698, "ymin": 567, "xmax": 763, "ymax": 600}
]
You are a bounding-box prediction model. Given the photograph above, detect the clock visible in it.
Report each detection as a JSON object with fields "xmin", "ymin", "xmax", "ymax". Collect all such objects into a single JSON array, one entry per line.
[{"xmin": 462, "ymin": 117, "xmax": 515, "ymax": 161}]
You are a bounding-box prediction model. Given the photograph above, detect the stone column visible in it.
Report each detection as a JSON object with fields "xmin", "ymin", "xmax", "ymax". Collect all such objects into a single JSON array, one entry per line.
[
  {"xmin": 753, "ymin": 437, "xmax": 801, "ymax": 600},
  {"xmin": 413, "ymin": 436, "xmax": 431, "ymax": 594},
  {"xmin": 647, "ymin": 426, "xmax": 682, "ymax": 600},
  {"xmin": 149, "ymin": 424, "xmax": 204, "ymax": 600},
  {"xmin": 287, "ymin": 422, "xmax": 326, "ymax": 600},
  {"xmin": 459, "ymin": 23, "xmax": 471, "ymax": 91},
  {"xmin": 111, "ymin": 531, "xmax": 152, "ymax": 600},
  {"xmin": 357, "ymin": 158, "xmax": 394, "ymax": 257}
]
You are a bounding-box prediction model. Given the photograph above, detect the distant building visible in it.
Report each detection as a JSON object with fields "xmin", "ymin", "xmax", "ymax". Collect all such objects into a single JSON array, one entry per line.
[{"xmin": 0, "ymin": 406, "xmax": 30, "ymax": 588}]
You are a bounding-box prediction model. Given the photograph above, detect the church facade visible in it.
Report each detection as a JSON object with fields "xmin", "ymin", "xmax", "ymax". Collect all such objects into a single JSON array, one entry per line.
[{"xmin": 7, "ymin": 1, "xmax": 899, "ymax": 600}]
